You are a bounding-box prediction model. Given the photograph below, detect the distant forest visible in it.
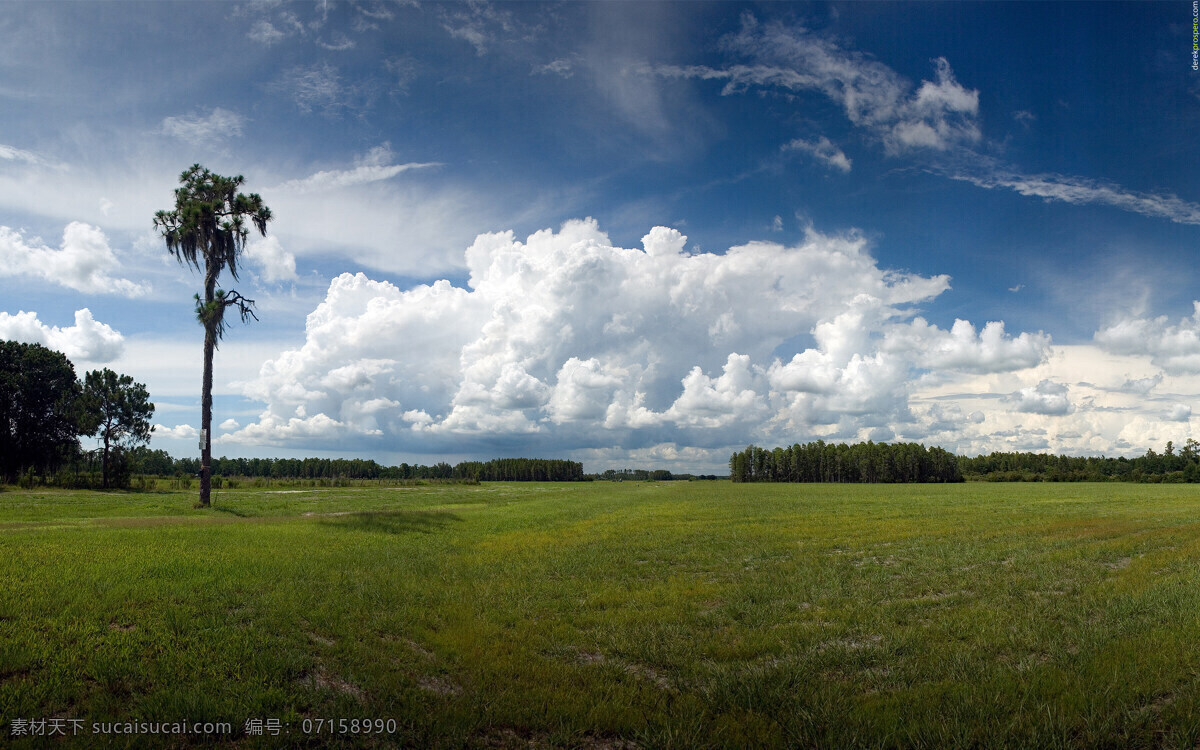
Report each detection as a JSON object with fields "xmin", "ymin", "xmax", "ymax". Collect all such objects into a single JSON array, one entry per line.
[
  {"xmin": 729, "ymin": 442, "xmax": 963, "ymax": 483},
  {"xmin": 127, "ymin": 449, "xmax": 585, "ymax": 483},
  {"xmin": 958, "ymin": 440, "xmax": 1200, "ymax": 482},
  {"xmin": 730, "ymin": 439, "xmax": 1200, "ymax": 484}
]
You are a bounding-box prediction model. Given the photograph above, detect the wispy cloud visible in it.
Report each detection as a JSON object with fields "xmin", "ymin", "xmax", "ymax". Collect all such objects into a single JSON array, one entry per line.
[
  {"xmin": 440, "ymin": 1, "xmax": 517, "ymax": 56},
  {"xmin": 643, "ymin": 18, "xmax": 981, "ymax": 155},
  {"xmin": 645, "ymin": 16, "xmax": 1200, "ymax": 229},
  {"xmin": 783, "ymin": 136, "xmax": 852, "ymax": 173},
  {"xmin": 273, "ymin": 144, "xmax": 441, "ymax": 193},
  {"xmin": 275, "ymin": 62, "xmax": 345, "ymax": 114},
  {"xmin": 533, "ymin": 59, "xmax": 574, "ymax": 78},
  {"xmin": 248, "ymin": 19, "xmax": 285, "ymax": 45},
  {"xmin": 945, "ymin": 168, "xmax": 1200, "ymax": 226},
  {"xmin": 159, "ymin": 107, "xmax": 245, "ymax": 147},
  {"xmin": 0, "ymin": 143, "xmax": 43, "ymax": 165}
]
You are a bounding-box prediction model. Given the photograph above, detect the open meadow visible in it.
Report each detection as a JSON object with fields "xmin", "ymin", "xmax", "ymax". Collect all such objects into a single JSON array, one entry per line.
[{"xmin": 4, "ymin": 481, "xmax": 1200, "ymax": 748}]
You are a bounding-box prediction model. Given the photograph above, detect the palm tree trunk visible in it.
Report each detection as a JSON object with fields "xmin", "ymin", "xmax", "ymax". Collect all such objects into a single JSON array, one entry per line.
[{"xmin": 200, "ymin": 326, "xmax": 215, "ymax": 507}]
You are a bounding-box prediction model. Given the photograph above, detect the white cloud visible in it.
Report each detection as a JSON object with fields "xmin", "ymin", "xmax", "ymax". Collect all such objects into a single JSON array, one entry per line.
[
  {"xmin": 276, "ymin": 62, "xmax": 345, "ymax": 114},
  {"xmin": 783, "ymin": 136, "xmax": 852, "ymax": 172},
  {"xmin": 0, "ymin": 308, "xmax": 124, "ymax": 362},
  {"xmin": 1009, "ymin": 379, "xmax": 1073, "ymax": 416},
  {"xmin": 1121, "ymin": 373, "xmax": 1162, "ymax": 395},
  {"xmin": 0, "ymin": 222, "xmax": 144, "ymax": 296},
  {"xmin": 219, "ymin": 418, "xmax": 240, "ymax": 431},
  {"xmin": 229, "ymin": 219, "xmax": 1052, "ymax": 456},
  {"xmin": 1094, "ymin": 302, "xmax": 1200, "ymax": 374},
  {"xmin": 949, "ymin": 169, "xmax": 1200, "ymax": 227},
  {"xmin": 650, "ymin": 17, "xmax": 1198, "ymax": 229},
  {"xmin": 650, "ymin": 20, "xmax": 980, "ymax": 154},
  {"xmin": 244, "ymin": 235, "xmax": 297, "ymax": 283},
  {"xmin": 273, "ymin": 161, "xmax": 439, "ymax": 194},
  {"xmin": 159, "ymin": 108, "xmax": 246, "ymax": 147},
  {"xmin": 890, "ymin": 318, "xmax": 1050, "ymax": 374},
  {"xmin": 534, "ymin": 59, "xmax": 574, "ymax": 78},
  {"xmin": 1167, "ymin": 404, "xmax": 1192, "ymax": 422},
  {"xmin": 0, "ymin": 143, "xmax": 43, "ymax": 165},
  {"xmin": 248, "ymin": 19, "xmax": 285, "ymax": 45},
  {"xmin": 153, "ymin": 424, "xmax": 199, "ymax": 440},
  {"xmin": 440, "ymin": 1, "xmax": 516, "ymax": 56}
]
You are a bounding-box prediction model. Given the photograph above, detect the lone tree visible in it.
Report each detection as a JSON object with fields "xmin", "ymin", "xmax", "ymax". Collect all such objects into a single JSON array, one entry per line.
[
  {"xmin": 81, "ymin": 368, "xmax": 155, "ymax": 489},
  {"xmin": 154, "ymin": 164, "xmax": 271, "ymax": 507}
]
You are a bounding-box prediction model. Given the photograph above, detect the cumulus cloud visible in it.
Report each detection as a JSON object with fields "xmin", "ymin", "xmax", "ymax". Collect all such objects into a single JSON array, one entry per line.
[
  {"xmin": 160, "ymin": 108, "xmax": 245, "ymax": 147},
  {"xmin": 1120, "ymin": 373, "xmax": 1163, "ymax": 395},
  {"xmin": 1009, "ymin": 379, "xmax": 1073, "ymax": 415},
  {"xmin": 783, "ymin": 136, "xmax": 852, "ymax": 172},
  {"xmin": 0, "ymin": 222, "xmax": 144, "ymax": 296},
  {"xmin": 1167, "ymin": 404, "xmax": 1192, "ymax": 422},
  {"xmin": 228, "ymin": 219, "xmax": 1047, "ymax": 455},
  {"xmin": 154, "ymin": 424, "xmax": 199, "ymax": 440},
  {"xmin": 889, "ymin": 318, "xmax": 1051, "ymax": 373},
  {"xmin": 0, "ymin": 308, "xmax": 124, "ymax": 362},
  {"xmin": 244, "ymin": 235, "xmax": 297, "ymax": 283},
  {"xmin": 1094, "ymin": 302, "xmax": 1200, "ymax": 374}
]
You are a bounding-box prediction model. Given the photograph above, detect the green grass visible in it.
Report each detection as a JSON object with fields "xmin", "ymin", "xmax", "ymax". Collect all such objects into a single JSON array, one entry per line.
[{"xmin": 4, "ymin": 481, "xmax": 1200, "ymax": 748}]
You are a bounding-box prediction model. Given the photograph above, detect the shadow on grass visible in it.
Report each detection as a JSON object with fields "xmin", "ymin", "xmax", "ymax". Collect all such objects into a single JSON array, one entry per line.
[
  {"xmin": 319, "ymin": 509, "xmax": 463, "ymax": 535},
  {"xmin": 211, "ymin": 504, "xmax": 252, "ymax": 517}
]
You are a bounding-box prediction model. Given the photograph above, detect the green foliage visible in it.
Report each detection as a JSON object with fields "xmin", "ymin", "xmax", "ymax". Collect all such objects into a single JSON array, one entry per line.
[
  {"xmin": 729, "ymin": 440, "xmax": 963, "ymax": 483},
  {"xmin": 0, "ymin": 341, "xmax": 83, "ymax": 483},
  {"xmin": 81, "ymin": 368, "xmax": 155, "ymax": 489},
  {"xmin": 153, "ymin": 164, "xmax": 270, "ymax": 288},
  {"xmin": 121, "ymin": 449, "xmax": 583, "ymax": 483},
  {"xmin": 960, "ymin": 440, "xmax": 1200, "ymax": 482}
]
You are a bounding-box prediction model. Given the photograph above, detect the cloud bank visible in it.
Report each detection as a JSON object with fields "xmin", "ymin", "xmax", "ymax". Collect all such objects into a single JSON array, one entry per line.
[{"xmin": 227, "ymin": 219, "xmax": 1050, "ymax": 461}]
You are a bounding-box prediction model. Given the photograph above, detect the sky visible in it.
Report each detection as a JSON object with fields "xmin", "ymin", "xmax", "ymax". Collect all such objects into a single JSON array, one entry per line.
[{"xmin": 1, "ymin": 1, "xmax": 1199, "ymax": 473}]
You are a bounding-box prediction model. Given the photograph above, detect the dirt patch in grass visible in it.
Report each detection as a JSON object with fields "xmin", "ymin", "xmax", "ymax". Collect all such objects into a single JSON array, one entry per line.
[
  {"xmin": 310, "ymin": 669, "xmax": 365, "ymax": 701},
  {"xmin": 418, "ymin": 673, "xmax": 463, "ymax": 696}
]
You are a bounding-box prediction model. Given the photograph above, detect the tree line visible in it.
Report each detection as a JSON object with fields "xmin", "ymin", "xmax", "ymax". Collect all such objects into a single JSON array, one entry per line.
[
  {"xmin": 1, "ymin": 341, "xmax": 153, "ymax": 488},
  {"xmin": 959, "ymin": 441, "xmax": 1200, "ymax": 482},
  {"xmin": 125, "ymin": 449, "xmax": 585, "ymax": 483},
  {"xmin": 729, "ymin": 441, "xmax": 963, "ymax": 483}
]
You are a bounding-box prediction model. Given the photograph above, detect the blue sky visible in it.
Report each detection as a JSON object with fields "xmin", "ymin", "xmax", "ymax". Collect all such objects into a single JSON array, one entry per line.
[{"xmin": 2, "ymin": 1, "xmax": 1199, "ymax": 472}]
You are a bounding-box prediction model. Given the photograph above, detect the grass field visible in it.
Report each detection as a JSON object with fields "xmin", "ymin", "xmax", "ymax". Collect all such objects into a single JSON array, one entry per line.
[{"xmin": 4, "ymin": 481, "xmax": 1200, "ymax": 748}]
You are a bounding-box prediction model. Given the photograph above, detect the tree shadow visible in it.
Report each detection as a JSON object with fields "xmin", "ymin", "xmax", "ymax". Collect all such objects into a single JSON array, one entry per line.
[{"xmin": 319, "ymin": 509, "xmax": 463, "ymax": 535}]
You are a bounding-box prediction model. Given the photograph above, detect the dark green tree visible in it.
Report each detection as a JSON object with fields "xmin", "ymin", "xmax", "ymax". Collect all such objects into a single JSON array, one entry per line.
[
  {"xmin": 154, "ymin": 164, "xmax": 272, "ymax": 506},
  {"xmin": 0, "ymin": 341, "xmax": 83, "ymax": 483},
  {"xmin": 80, "ymin": 368, "xmax": 155, "ymax": 489}
]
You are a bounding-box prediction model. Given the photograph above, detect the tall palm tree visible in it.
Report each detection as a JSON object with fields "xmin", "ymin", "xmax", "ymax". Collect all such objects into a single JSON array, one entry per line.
[{"xmin": 154, "ymin": 164, "xmax": 272, "ymax": 507}]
